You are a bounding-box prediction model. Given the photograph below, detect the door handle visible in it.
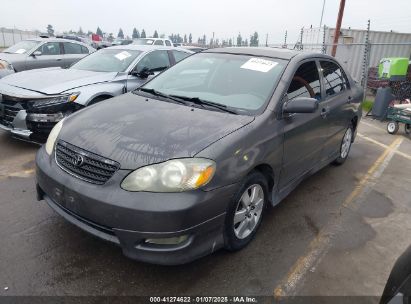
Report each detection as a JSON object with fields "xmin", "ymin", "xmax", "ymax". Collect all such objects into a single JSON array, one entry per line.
[
  {"xmin": 321, "ymin": 107, "xmax": 330, "ymax": 118},
  {"xmin": 56, "ymin": 58, "xmax": 63, "ymax": 61}
]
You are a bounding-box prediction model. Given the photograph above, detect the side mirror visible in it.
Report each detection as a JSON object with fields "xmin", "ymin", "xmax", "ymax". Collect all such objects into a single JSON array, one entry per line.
[
  {"xmin": 283, "ymin": 97, "xmax": 319, "ymax": 114},
  {"xmin": 131, "ymin": 67, "xmax": 154, "ymax": 79},
  {"xmin": 32, "ymin": 51, "xmax": 42, "ymax": 57}
]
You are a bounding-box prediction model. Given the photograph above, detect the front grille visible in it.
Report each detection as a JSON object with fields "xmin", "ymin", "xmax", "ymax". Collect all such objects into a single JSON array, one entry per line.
[
  {"xmin": 55, "ymin": 140, "xmax": 120, "ymax": 185},
  {"xmin": 0, "ymin": 95, "xmax": 29, "ymax": 127},
  {"xmin": 0, "ymin": 103, "xmax": 22, "ymax": 126}
]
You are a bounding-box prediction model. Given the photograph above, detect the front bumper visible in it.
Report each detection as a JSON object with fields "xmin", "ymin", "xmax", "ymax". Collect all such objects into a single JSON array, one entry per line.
[{"xmin": 36, "ymin": 146, "xmax": 237, "ymax": 265}]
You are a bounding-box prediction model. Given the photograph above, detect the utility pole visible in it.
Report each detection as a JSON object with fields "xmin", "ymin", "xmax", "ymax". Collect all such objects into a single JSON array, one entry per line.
[
  {"xmin": 319, "ymin": 0, "xmax": 326, "ymax": 28},
  {"xmin": 265, "ymin": 33, "xmax": 268, "ymax": 47},
  {"xmin": 331, "ymin": 0, "xmax": 346, "ymax": 57}
]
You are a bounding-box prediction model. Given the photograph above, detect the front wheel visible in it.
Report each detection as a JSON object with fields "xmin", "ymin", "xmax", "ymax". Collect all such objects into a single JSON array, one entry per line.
[
  {"xmin": 333, "ymin": 125, "xmax": 353, "ymax": 166},
  {"xmin": 224, "ymin": 172, "xmax": 268, "ymax": 251},
  {"xmin": 387, "ymin": 121, "xmax": 399, "ymax": 134}
]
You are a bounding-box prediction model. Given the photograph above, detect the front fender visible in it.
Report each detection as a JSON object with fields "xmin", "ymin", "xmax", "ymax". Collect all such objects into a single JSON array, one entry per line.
[{"xmin": 70, "ymin": 82, "xmax": 126, "ymax": 106}]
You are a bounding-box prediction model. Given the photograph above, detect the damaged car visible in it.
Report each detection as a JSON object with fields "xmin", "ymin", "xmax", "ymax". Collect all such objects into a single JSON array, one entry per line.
[
  {"xmin": 36, "ymin": 47, "xmax": 363, "ymax": 264},
  {"xmin": 0, "ymin": 45, "xmax": 192, "ymax": 142}
]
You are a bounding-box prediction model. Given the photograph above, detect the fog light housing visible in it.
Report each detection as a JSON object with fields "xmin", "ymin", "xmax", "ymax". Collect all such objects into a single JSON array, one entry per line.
[{"xmin": 145, "ymin": 235, "xmax": 188, "ymax": 245}]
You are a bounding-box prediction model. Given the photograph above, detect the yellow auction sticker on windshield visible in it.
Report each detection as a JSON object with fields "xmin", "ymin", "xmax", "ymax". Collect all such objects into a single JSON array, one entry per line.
[
  {"xmin": 240, "ymin": 58, "xmax": 278, "ymax": 72},
  {"xmin": 115, "ymin": 51, "xmax": 132, "ymax": 61}
]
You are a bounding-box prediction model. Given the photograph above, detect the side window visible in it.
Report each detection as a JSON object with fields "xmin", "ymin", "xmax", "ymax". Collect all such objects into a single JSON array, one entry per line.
[
  {"xmin": 165, "ymin": 40, "xmax": 172, "ymax": 46},
  {"xmin": 37, "ymin": 42, "xmax": 61, "ymax": 55},
  {"xmin": 154, "ymin": 40, "xmax": 164, "ymax": 46},
  {"xmin": 81, "ymin": 45, "xmax": 89, "ymax": 54},
  {"xmin": 135, "ymin": 50, "xmax": 171, "ymax": 73},
  {"xmin": 287, "ymin": 61, "xmax": 322, "ymax": 101},
  {"xmin": 172, "ymin": 50, "xmax": 190, "ymax": 63},
  {"xmin": 63, "ymin": 42, "xmax": 83, "ymax": 54},
  {"xmin": 320, "ymin": 61, "xmax": 348, "ymax": 97}
]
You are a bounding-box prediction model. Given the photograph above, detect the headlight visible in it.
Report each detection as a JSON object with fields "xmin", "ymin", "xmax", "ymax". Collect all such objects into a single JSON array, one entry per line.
[
  {"xmin": 121, "ymin": 158, "xmax": 216, "ymax": 192},
  {"xmin": 0, "ymin": 60, "xmax": 13, "ymax": 70},
  {"xmin": 33, "ymin": 92, "xmax": 80, "ymax": 108},
  {"xmin": 45, "ymin": 119, "xmax": 64, "ymax": 155}
]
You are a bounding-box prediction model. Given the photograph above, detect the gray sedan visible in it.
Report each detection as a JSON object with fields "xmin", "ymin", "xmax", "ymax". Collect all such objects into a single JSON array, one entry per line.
[
  {"xmin": 36, "ymin": 47, "xmax": 363, "ymax": 264},
  {"xmin": 0, "ymin": 38, "xmax": 95, "ymax": 78},
  {"xmin": 0, "ymin": 45, "xmax": 192, "ymax": 142}
]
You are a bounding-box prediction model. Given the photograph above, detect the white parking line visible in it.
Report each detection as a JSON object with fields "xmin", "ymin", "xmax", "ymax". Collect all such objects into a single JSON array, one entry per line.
[{"xmin": 273, "ymin": 137, "xmax": 404, "ymax": 298}]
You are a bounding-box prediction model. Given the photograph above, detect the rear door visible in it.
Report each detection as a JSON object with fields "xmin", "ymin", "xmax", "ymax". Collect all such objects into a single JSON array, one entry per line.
[
  {"xmin": 26, "ymin": 42, "xmax": 63, "ymax": 69},
  {"xmin": 126, "ymin": 50, "xmax": 171, "ymax": 91},
  {"xmin": 62, "ymin": 42, "xmax": 89, "ymax": 68},
  {"xmin": 279, "ymin": 60, "xmax": 329, "ymax": 190},
  {"xmin": 318, "ymin": 60, "xmax": 352, "ymax": 161}
]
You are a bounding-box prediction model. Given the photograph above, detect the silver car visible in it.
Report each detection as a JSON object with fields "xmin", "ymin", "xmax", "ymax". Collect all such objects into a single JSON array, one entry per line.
[
  {"xmin": 0, "ymin": 45, "xmax": 192, "ymax": 142},
  {"xmin": 0, "ymin": 38, "xmax": 95, "ymax": 78}
]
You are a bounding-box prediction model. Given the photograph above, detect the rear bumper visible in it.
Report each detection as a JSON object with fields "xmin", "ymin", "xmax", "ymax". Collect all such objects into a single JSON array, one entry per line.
[{"xmin": 36, "ymin": 146, "xmax": 237, "ymax": 265}]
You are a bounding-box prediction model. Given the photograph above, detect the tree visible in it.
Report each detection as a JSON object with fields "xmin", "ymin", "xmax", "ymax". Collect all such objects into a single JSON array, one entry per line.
[
  {"xmin": 250, "ymin": 32, "xmax": 259, "ymax": 47},
  {"xmin": 237, "ymin": 33, "xmax": 242, "ymax": 47},
  {"xmin": 78, "ymin": 27, "xmax": 84, "ymax": 36},
  {"xmin": 117, "ymin": 28, "xmax": 124, "ymax": 39},
  {"xmin": 184, "ymin": 34, "xmax": 187, "ymax": 44},
  {"xmin": 46, "ymin": 24, "xmax": 54, "ymax": 37},
  {"xmin": 228, "ymin": 38, "xmax": 233, "ymax": 47},
  {"xmin": 141, "ymin": 29, "xmax": 146, "ymax": 38},
  {"xmin": 132, "ymin": 28, "xmax": 140, "ymax": 39},
  {"xmin": 244, "ymin": 38, "xmax": 249, "ymax": 46},
  {"xmin": 108, "ymin": 33, "xmax": 114, "ymax": 42},
  {"xmin": 202, "ymin": 34, "xmax": 206, "ymax": 46},
  {"xmin": 189, "ymin": 33, "xmax": 192, "ymax": 44},
  {"xmin": 153, "ymin": 30, "xmax": 159, "ymax": 38},
  {"xmin": 96, "ymin": 27, "xmax": 103, "ymax": 36}
]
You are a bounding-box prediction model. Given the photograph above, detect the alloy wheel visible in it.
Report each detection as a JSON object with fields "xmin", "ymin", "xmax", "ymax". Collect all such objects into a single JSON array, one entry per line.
[
  {"xmin": 341, "ymin": 128, "xmax": 353, "ymax": 159},
  {"xmin": 233, "ymin": 184, "xmax": 264, "ymax": 239}
]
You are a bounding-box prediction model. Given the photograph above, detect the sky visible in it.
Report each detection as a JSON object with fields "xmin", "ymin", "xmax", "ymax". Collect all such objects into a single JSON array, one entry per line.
[{"xmin": 2, "ymin": 0, "xmax": 411, "ymax": 44}]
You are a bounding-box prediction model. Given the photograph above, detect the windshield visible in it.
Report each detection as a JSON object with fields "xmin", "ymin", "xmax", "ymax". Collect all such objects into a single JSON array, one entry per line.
[
  {"xmin": 3, "ymin": 40, "xmax": 40, "ymax": 54},
  {"xmin": 70, "ymin": 49, "xmax": 142, "ymax": 72},
  {"xmin": 141, "ymin": 53, "xmax": 287, "ymax": 114},
  {"xmin": 133, "ymin": 38, "xmax": 155, "ymax": 45}
]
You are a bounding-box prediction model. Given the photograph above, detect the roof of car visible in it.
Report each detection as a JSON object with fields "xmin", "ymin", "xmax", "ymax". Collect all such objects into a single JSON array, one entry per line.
[
  {"xmin": 205, "ymin": 47, "xmax": 311, "ymax": 60},
  {"xmin": 26, "ymin": 37, "xmax": 92, "ymax": 47},
  {"xmin": 106, "ymin": 44, "xmax": 192, "ymax": 52}
]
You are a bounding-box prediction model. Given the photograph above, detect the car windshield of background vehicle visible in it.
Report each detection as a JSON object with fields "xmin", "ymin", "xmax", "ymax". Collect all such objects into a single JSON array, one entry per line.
[
  {"xmin": 133, "ymin": 38, "xmax": 155, "ymax": 45},
  {"xmin": 3, "ymin": 40, "xmax": 40, "ymax": 54},
  {"xmin": 141, "ymin": 53, "xmax": 287, "ymax": 114},
  {"xmin": 70, "ymin": 49, "xmax": 142, "ymax": 72}
]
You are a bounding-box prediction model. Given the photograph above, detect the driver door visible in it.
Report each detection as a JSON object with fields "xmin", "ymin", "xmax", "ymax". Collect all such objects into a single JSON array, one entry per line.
[
  {"xmin": 27, "ymin": 42, "xmax": 64, "ymax": 70},
  {"xmin": 127, "ymin": 50, "xmax": 171, "ymax": 91},
  {"xmin": 279, "ymin": 60, "xmax": 329, "ymax": 190}
]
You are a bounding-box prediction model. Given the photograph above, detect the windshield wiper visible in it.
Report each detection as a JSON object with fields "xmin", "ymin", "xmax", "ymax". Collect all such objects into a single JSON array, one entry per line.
[
  {"xmin": 135, "ymin": 88, "xmax": 188, "ymax": 105},
  {"xmin": 169, "ymin": 95, "xmax": 238, "ymax": 114}
]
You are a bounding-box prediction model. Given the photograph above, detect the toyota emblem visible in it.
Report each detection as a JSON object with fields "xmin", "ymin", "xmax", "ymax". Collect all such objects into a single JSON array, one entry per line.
[{"xmin": 72, "ymin": 154, "xmax": 84, "ymax": 167}]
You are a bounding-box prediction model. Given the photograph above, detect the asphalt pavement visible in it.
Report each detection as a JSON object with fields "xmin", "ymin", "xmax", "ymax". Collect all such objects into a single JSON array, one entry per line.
[{"xmin": 0, "ymin": 118, "xmax": 410, "ymax": 298}]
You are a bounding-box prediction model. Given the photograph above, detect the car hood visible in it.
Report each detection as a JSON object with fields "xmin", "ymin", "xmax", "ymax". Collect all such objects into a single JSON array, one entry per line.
[
  {"xmin": 0, "ymin": 52, "xmax": 26, "ymax": 63},
  {"xmin": 59, "ymin": 93, "xmax": 255, "ymax": 169},
  {"xmin": 0, "ymin": 67, "xmax": 117, "ymax": 95}
]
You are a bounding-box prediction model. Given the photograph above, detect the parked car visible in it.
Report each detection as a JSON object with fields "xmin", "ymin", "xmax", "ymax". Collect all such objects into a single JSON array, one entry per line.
[
  {"xmin": 36, "ymin": 47, "xmax": 362, "ymax": 265},
  {"xmin": 112, "ymin": 39, "xmax": 133, "ymax": 46},
  {"xmin": 0, "ymin": 45, "xmax": 192, "ymax": 142},
  {"xmin": 0, "ymin": 38, "xmax": 95, "ymax": 78},
  {"xmin": 181, "ymin": 46, "xmax": 207, "ymax": 53},
  {"xmin": 133, "ymin": 38, "xmax": 173, "ymax": 47}
]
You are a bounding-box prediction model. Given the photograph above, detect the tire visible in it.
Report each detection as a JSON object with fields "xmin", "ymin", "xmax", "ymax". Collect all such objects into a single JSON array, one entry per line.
[
  {"xmin": 405, "ymin": 124, "xmax": 411, "ymax": 135},
  {"xmin": 387, "ymin": 121, "xmax": 399, "ymax": 135},
  {"xmin": 224, "ymin": 172, "xmax": 268, "ymax": 251},
  {"xmin": 332, "ymin": 125, "xmax": 354, "ymax": 166}
]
